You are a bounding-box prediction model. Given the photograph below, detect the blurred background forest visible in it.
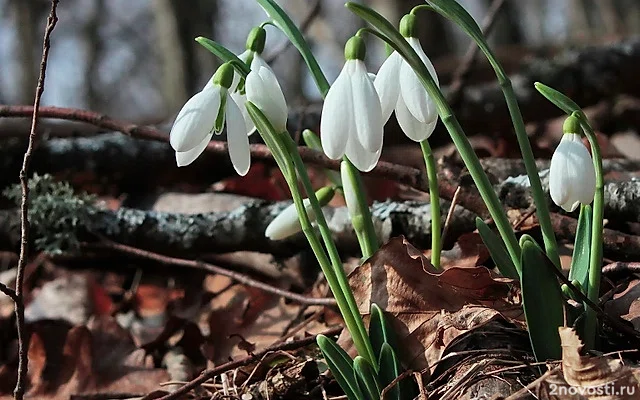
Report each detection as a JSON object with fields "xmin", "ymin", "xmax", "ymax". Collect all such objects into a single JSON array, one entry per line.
[{"xmin": 2, "ymin": 0, "xmax": 639, "ymax": 124}]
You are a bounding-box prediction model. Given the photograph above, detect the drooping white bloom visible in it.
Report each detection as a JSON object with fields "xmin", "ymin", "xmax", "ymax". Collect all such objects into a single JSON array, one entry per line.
[
  {"xmin": 246, "ymin": 66, "xmax": 288, "ymax": 132},
  {"xmin": 265, "ymin": 199, "xmax": 315, "ymax": 240},
  {"xmin": 321, "ymin": 36, "xmax": 383, "ymax": 172},
  {"xmin": 374, "ymin": 34, "xmax": 439, "ymax": 141},
  {"xmin": 265, "ymin": 187, "xmax": 335, "ymax": 240},
  {"xmin": 549, "ymin": 133, "xmax": 596, "ymax": 212},
  {"xmin": 170, "ymin": 63, "xmax": 251, "ymax": 176}
]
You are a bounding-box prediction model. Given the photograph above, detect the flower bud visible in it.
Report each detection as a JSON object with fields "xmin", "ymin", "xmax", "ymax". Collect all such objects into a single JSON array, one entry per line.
[
  {"xmin": 245, "ymin": 26, "xmax": 266, "ymax": 54},
  {"xmin": 265, "ymin": 186, "xmax": 335, "ymax": 240}
]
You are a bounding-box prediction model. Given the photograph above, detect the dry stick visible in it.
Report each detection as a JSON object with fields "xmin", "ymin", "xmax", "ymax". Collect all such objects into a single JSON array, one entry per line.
[
  {"xmin": 602, "ymin": 262, "xmax": 640, "ymax": 275},
  {"xmin": 148, "ymin": 326, "xmax": 342, "ymax": 400},
  {"xmin": 13, "ymin": 2, "xmax": 58, "ymax": 399},
  {"xmin": 440, "ymin": 185, "xmax": 461, "ymax": 245},
  {"xmin": 0, "ymin": 282, "xmax": 17, "ymax": 302},
  {"xmin": 0, "ymin": 105, "xmax": 427, "ymax": 192},
  {"xmin": 548, "ymin": 262, "xmax": 640, "ymax": 342},
  {"xmin": 93, "ymin": 240, "xmax": 337, "ymax": 307},
  {"xmin": 447, "ymin": 0, "xmax": 507, "ymax": 105}
]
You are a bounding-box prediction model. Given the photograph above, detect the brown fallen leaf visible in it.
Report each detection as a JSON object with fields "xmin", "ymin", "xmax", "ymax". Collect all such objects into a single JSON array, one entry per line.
[
  {"xmin": 604, "ymin": 279, "xmax": 640, "ymax": 331},
  {"xmin": 343, "ymin": 236, "xmax": 517, "ymax": 371},
  {"xmin": 424, "ymin": 232, "xmax": 490, "ymax": 269},
  {"xmin": 507, "ymin": 327, "xmax": 640, "ymax": 400},
  {"xmin": 0, "ymin": 318, "xmax": 170, "ymax": 399},
  {"xmin": 204, "ymin": 276, "xmax": 304, "ymax": 364}
]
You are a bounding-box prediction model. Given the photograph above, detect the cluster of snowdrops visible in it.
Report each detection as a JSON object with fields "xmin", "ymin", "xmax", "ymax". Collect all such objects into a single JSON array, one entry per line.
[{"xmin": 168, "ymin": 1, "xmax": 603, "ymax": 399}]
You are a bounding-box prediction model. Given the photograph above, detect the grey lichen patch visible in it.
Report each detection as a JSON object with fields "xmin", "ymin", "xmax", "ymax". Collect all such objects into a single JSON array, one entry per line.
[{"xmin": 3, "ymin": 174, "xmax": 98, "ymax": 254}]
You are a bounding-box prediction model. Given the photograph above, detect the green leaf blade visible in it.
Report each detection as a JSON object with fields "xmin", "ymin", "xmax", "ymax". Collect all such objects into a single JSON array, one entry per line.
[
  {"xmin": 194, "ymin": 37, "xmax": 250, "ymax": 77},
  {"xmin": 520, "ymin": 239, "xmax": 565, "ymax": 361},
  {"xmin": 317, "ymin": 335, "xmax": 363, "ymax": 400},
  {"xmin": 476, "ymin": 217, "xmax": 519, "ymax": 279},
  {"xmin": 534, "ymin": 82, "xmax": 582, "ymax": 116},
  {"xmin": 569, "ymin": 204, "xmax": 592, "ymax": 292},
  {"xmin": 255, "ymin": 0, "xmax": 330, "ymax": 96},
  {"xmin": 378, "ymin": 343, "xmax": 403, "ymax": 400},
  {"xmin": 353, "ymin": 356, "xmax": 381, "ymax": 400}
]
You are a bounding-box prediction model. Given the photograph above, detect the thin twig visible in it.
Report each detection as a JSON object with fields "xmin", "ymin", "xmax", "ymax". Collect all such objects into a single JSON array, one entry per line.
[
  {"xmin": 512, "ymin": 208, "xmax": 536, "ymax": 230},
  {"xmin": 146, "ymin": 326, "xmax": 342, "ymax": 400},
  {"xmin": 92, "ymin": 240, "xmax": 337, "ymax": 306},
  {"xmin": 441, "ymin": 185, "xmax": 461, "ymax": 245},
  {"xmin": 13, "ymin": 1, "xmax": 58, "ymax": 399},
  {"xmin": 0, "ymin": 105, "xmax": 427, "ymax": 192},
  {"xmin": 0, "ymin": 282, "xmax": 17, "ymax": 302},
  {"xmin": 414, "ymin": 371, "xmax": 428, "ymax": 400},
  {"xmin": 547, "ymin": 262, "xmax": 640, "ymax": 342},
  {"xmin": 447, "ymin": 0, "xmax": 507, "ymax": 105},
  {"xmin": 264, "ymin": 0, "xmax": 321, "ymax": 64}
]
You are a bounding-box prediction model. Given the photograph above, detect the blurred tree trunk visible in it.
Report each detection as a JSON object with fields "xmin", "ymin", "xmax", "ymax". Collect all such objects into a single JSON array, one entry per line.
[
  {"xmin": 11, "ymin": 0, "xmax": 37, "ymax": 104},
  {"xmin": 153, "ymin": 0, "xmax": 188, "ymax": 115},
  {"xmin": 84, "ymin": 0, "xmax": 105, "ymax": 110},
  {"xmin": 169, "ymin": 0, "xmax": 218, "ymax": 99}
]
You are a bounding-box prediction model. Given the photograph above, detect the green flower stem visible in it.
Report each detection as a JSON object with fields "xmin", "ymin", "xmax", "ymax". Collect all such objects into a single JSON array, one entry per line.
[
  {"xmin": 256, "ymin": 0, "xmax": 378, "ymax": 264},
  {"xmin": 302, "ymin": 129, "xmax": 342, "ymax": 188},
  {"xmin": 347, "ymin": 3, "xmax": 521, "ymax": 276},
  {"xmin": 247, "ymin": 102, "xmax": 375, "ymax": 366},
  {"xmin": 342, "ymin": 158, "xmax": 379, "ymax": 259},
  {"xmin": 197, "ymin": 14, "xmax": 376, "ymax": 363},
  {"xmin": 573, "ymin": 112, "xmax": 604, "ymax": 350},
  {"xmin": 420, "ymin": 140, "xmax": 442, "ymax": 269},
  {"xmin": 412, "ymin": 1, "xmax": 560, "ymax": 269},
  {"xmin": 281, "ymin": 134, "xmax": 375, "ymax": 365},
  {"xmin": 533, "ymin": 83, "xmax": 604, "ymax": 350}
]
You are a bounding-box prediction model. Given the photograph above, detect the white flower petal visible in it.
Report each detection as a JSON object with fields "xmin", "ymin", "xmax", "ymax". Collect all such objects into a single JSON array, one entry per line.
[
  {"xmin": 246, "ymin": 66, "xmax": 288, "ymax": 132},
  {"xmin": 175, "ymin": 132, "xmax": 213, "ymax": 167},
  {"xmin": 230, "ymin": 91, "xmax": 256, "ymax": 135},
  {"xmin": 345, "ymin": 134, "xmax": 381, "ymax": 172},
  {"xmin": 568, "ymin": 135, "xmax": 596, "ymax": 205},
  {"xmin": 399, "ymin": 37, "xmax": 438, "ymax": 124},
  {"xmin": 229, "ymin": 50, "xmax": 252, "ymax": 92},
  {"xmin": 265, "ymin": 199, "xmax": 315, "ymax": 240},
  {"xmin": 170, "ymin": 86, "xmax": 221, "ymax": 152},
  {"xmin": 374, "ymin": 51, "xmax": 402, "ymax": 123},
  {"xmin": 250, "ymin": 54, "xmax": 272, "ymax": 72},
  {"xmin": 351, "ymin": 60, "xmax": 383, "ymax": 153},
  {"xmin": 395, "ymin": 94, "xmax": 437, "ymax": 142},
  {"xmin": 549, "ymin": 134, "xmax": 595, "ymax": 212},
  {"xmin": 226, "ymin": 96, "xmax": 251, "ymax": 176},
  {"xmin": 321, "ymin": 63, "xmax": 353, "ymax": 160}
]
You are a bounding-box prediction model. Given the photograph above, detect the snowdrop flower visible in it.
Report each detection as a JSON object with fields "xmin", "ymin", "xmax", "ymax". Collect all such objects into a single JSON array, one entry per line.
[
  {"xmin": 321, "ymin": 36, "xmax": 383, "ymax": 172},
  {"xmin": 374, "ymin": 14, "xmax": 439, "ymax": 142},
  {"xmin": 549, "ymin": 116, "xmax": 596, "ymax": 212},
  {"xmin": 202, "ymin": 27, "xmax": 274, "ymax": 134},
  {"xmin": 265, "ymin": 187, "xmax": 335, "ymax": 240},
  {"xmin": 169, "ymin": 62, "xmax": 251, "ymax": 175},
  {"xmin": 246, "ymin": 65, "xmax": 288, "ymax": 133}
]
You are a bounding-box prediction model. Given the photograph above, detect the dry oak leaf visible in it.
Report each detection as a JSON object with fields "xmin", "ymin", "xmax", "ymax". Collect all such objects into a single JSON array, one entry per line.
[
  {"xmin": 345, "ymin": 236, "xmax": 517, "ymax": 371},
  {"xmin": 508, "ymin": 327, "xmax": 640, "ymax": 400}
]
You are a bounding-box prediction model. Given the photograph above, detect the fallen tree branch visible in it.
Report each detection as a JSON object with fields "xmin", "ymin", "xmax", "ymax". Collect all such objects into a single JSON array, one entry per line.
[
  {"xmin": 0, "ymin": 107, "xmax": 427, "ymax": 192},
  {"xmin": 0, "ymin": 199, "xmax": 477, "ymax": 257},
  {"xmin": 91, "ymin": 240, "xmax": 336, "ymax": 306}
]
